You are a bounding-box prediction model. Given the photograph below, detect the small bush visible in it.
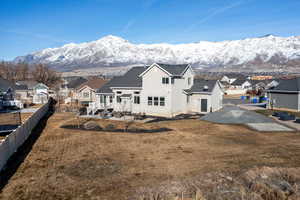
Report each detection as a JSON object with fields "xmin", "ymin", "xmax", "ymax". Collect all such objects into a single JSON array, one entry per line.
[
  {"xmin": 83, "ymin": 121, "xmax": 102, "ymax": 131},
  {"xmin": 105, "ymin": 124, "xmax": 115, "ymax": 131}
]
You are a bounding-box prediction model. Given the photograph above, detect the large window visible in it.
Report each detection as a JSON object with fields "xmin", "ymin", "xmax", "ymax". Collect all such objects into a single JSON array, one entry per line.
[
  {"xmin": 154, "ymin": 97, "xmax": 159, "ymax": 106},
  {"xmin": 148, "ymin": 96, "xmax": 166, "ymax": 106},
  {"xmin": 148, "ymin": 97, "xmax": 153, "ymax": 105},
  {"xmin": 162, "ymin": 77, "xmax": 169, "ymax": 84},
  {"xmin": 109, "ymin": 96, "xmax": 113, "ymax": 103},
  {"xmin": 160, "ymin": 97, "xmax": 165, "ymax": 106},
  {"xmin": 134, "ymin": 96, "xmax": 140, "ymax": 104},
  {"xmin": 100, "ymin": 95, "xmax": 104, "ymax": 103}
]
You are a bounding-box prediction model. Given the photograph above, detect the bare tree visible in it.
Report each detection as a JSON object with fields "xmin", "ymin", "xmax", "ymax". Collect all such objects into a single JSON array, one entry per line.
[{"xmin": 32, "ymin": 64, "xmax": 61, "ymax": 86}]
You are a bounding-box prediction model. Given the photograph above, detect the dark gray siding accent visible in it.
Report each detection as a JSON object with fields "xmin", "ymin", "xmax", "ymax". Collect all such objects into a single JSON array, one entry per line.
[{"xmin": 270, "ymin": 93, "xmax": 299, "ymax": 111}]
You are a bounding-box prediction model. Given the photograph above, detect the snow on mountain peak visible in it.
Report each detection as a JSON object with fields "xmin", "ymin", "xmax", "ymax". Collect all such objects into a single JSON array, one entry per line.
[{"xmin": 14, "ymin": 35, "xmax": 300, "ymax": 71}]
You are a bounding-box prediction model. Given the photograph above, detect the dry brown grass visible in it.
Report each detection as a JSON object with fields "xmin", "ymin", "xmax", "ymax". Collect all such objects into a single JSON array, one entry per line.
[{"xmin": 0, "ymin": 112, "xmax": 300, "ymax": 200}]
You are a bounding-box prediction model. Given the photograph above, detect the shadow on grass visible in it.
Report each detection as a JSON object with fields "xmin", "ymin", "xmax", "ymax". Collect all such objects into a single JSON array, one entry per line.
[
  {"xmin": 0, "ymin": 100, "xmax": 56, "ymax": 191},
  {"xmin": 60, "ymin": 124, "xmax": 172, "ymax": 134}
]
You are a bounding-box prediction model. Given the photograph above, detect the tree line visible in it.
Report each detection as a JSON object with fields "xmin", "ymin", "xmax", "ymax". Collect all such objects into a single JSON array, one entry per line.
[{"xmin": 0, "ymin": 62, "xmax": 61, "ymax": 87}]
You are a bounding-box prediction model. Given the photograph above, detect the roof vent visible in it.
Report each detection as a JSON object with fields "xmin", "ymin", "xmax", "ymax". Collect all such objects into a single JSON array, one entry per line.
[{"xmin": 203, "ymin": 85, "xmax": 209, "ymax": 91}]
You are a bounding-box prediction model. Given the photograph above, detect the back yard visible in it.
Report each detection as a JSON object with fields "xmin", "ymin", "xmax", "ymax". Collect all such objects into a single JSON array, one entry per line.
[{"xmin": 1, "ymin": 112, "xmax": 300, "ymax": 199}]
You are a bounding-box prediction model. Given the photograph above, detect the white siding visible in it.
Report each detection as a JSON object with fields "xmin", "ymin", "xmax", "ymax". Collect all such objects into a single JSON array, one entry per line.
[{"xmin": 141, "ymin": 66, "xmax": 173, "ymax": 117}]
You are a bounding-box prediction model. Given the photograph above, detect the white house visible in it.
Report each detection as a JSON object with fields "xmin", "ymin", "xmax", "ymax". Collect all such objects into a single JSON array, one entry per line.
[
  {"xmin": 88, "ymin": 63, "xmax": 223, "ymax": 117},
  {"xmin": 32, "ymin": 83, "xmax": 49, "ymax": 104},
  {"xmin": 221, "ymin": 75, "xmax": 238, "ymax": 84}
]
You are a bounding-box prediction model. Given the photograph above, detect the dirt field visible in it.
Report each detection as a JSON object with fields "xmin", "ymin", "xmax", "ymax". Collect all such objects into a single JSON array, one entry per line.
[{"xmin": 1, "ymin": 112, "xmax": 300, "ymax": 199}]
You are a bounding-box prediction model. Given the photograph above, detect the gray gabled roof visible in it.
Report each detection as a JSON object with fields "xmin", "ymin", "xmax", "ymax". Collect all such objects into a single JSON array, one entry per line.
[
  {"xmin": 16, "ymin": 80, "xmax": 38, "ymax": 90},
  {"xmin": 268, "ymin": 77, "xmax": 300, "ymax": 92},
  {"xmin": 231, "ymin": 78, "xmax": 249, "ymax": 86},
  {"xmin": 157, "ymin": 63, "xmax": 190, "ymax": 76},
  {"xmin": 0, "ymin": 77, "xmax": 14, "ymax": 92},
  {"xmin": 67, "ymin": 77, "xmax": 88, "ymax": 89},
  {"xmin": 184, "ymin": 79, "xmax": 218, "ymax": 94},
  {"xmin": 15, "ymin": 84, "xmax": 28, "ymax": 90},
  {"xmin": 97, "ymin": 66, "xmax": 149, "ymax": 93}
]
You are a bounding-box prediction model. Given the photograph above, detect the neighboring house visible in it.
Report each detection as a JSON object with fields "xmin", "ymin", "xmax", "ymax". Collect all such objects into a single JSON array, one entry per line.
[
  {"xmin": 266, "ymin": 79, "xmax": 280, "ymax": 89},
  {"xmin": 15, "ymin": 80, "xmax": 38, "ymax": 103},
  {"xmin": 223, "ymin": 78, "xmax": 251, "ymax": 95},
  {"xmin": 33, "ymin": 83, "xmax": 49, "ymax": 104},
  {"xmin": 61, "ymin": 77, "xmax": 88, "ymax": 102},
  {"xmin": 266, "ymin": 77, "xmax": 300, "ymax": 111},
  {"xmin": 250, "ymin": 80, "xmax": 268, "ymax": 90},
  {"xmin": 221, "ymin": 75, "xmax": 237, "ymax": 84},
  {"xmin": 231, "ymin": 79, "xmax": 252, "ymax": 89},
  {"xmin": 74, "ymin": 78, "xmax": 107, "ymax": 106},
  {"xmin": 0, "ymin": 78, "xmax": 23, "ymax": 109},
  {"xmin": 89, "ymin": 63, "xmax": 223, "ymax": 117}
]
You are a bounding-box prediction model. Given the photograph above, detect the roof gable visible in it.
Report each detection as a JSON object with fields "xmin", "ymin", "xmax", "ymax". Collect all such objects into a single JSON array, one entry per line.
[
  {"xmin": 139, "ymin": 63, "xmax": 190, "ymax": 77},
  {"xmin": 77, "ymin": 78, "xmax": 107, "ymax": 90},
  {"xmin": 34, "ymin": 83, "xmax": 49, "ymax": 90},
  {"xmin": 67, "ymin": 77, "xmax": 88, "ymax": 89}
]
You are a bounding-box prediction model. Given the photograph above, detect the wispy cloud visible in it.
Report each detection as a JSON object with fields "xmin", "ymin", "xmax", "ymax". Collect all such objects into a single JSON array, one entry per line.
[
  {"xmin": 121, "ymin": 0, "xmax": 159, "ymax": 33},
  {"xmin": 0, "ymin": 29, "xmax": 70, "ymax": 43},
  {"xmin": 186, "ymin": 0, "xmax": 247, "ymax": 32},
  {"xmin": 122, "ymin": 19, "xmax": 136, "ymax": 33}
]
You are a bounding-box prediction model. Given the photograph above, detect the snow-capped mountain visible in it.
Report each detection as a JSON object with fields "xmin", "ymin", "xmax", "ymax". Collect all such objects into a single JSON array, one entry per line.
[{"xmin": 14, "ymin": 35, "xmax": 300, "ymax": 72}]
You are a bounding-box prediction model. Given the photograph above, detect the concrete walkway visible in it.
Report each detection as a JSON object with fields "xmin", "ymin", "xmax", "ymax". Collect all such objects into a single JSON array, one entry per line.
[{"xmin": 201, "ymin": 106, "xmax": 294, "ymax": 132}]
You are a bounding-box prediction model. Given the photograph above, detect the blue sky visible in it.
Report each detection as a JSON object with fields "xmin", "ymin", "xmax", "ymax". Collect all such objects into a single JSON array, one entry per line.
[{"xmin": 1, "ymin": 0, "xmax": 300, "ymax": 60}]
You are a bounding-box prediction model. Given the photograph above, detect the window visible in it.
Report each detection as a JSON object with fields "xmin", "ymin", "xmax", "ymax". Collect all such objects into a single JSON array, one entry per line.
[
  {"xmin": 109, "ymin": 96, "xmax": 113, "ymax": 103},
  {"xmin": 134, "ymin": 96, "xmax": 140, "ymax": 104},
  {"xmin": 188, "ymin": 77, "xmax": 191, "ymax": 85},
  {"xmin": 160, "ymin": 97, "xmax": 165, "ymax": 106},
  {"xmin": 117, "ymin": 96, "xmax": 122, "ymax": 103},
  {"xmin": 100, "ymin": 95, "xmax": 104, "ymax": 103},
  {"xmin": 116, "ymin": 91, "xmax": 122, "ymax": 94},
  {"xmin": 148, "ymin": 96, "xmax": 153, "ymax": 105},
  {"xmin": 134, "ymin": 91, "xmax": 140, "ymax": 94},
  {"xmin": 162, "ymin": 77, "xmax": 169, "ymax": 84},
  {"xmin": 154, "ymin": 97, "xmax": 159, "ymax": 106},
  {"xmin": 83, "ymin": 92, "xmax": 89, "ymax": 98}
]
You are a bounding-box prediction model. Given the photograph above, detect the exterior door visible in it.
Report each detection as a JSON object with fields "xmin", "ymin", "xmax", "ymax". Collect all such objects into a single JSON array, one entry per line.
[{"xmin": 201, "ymin": 99, "xmax": 208, "ymax": 112}]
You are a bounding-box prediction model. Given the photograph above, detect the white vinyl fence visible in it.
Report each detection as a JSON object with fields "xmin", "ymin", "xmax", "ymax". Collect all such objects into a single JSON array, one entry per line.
[{"xmin": 0, "ymin": 101, "xmax": 50, "ymax": 172}]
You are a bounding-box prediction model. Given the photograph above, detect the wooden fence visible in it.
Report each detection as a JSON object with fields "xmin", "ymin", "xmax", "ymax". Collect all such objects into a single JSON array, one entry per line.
[{"xmin": 0, "ymin": 101, "xmax": 50, "ymax": 172}]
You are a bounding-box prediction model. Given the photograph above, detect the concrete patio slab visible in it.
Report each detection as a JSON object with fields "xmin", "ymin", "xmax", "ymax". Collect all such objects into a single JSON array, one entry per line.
[{"xmin": 246, "ymin": 123, "xmax": 294, "ymax": 132}]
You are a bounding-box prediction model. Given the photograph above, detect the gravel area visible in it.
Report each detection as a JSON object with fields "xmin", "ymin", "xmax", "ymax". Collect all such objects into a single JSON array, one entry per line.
[
  {"xmin": 201, "ymin": 105, "xmax": 275, "ymax": 124},
  {"xmin": 201, "ymin": 106, "xmax": 295, "ymax": 132}
]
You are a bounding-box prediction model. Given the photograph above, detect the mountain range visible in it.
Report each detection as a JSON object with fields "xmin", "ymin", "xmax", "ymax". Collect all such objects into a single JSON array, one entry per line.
[{"xmin": 14, "ymin": 35, "xmax": 300, "ymax": 72}]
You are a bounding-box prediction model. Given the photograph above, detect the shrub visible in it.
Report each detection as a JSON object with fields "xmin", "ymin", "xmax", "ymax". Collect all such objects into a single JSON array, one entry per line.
[
  {"xmin": 83, "ymin": 121, "xmax": 102, "ymax": 131},
  {"xmin": 105, "ymin": 124, "xmax": 115, "ymax": 131}
]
